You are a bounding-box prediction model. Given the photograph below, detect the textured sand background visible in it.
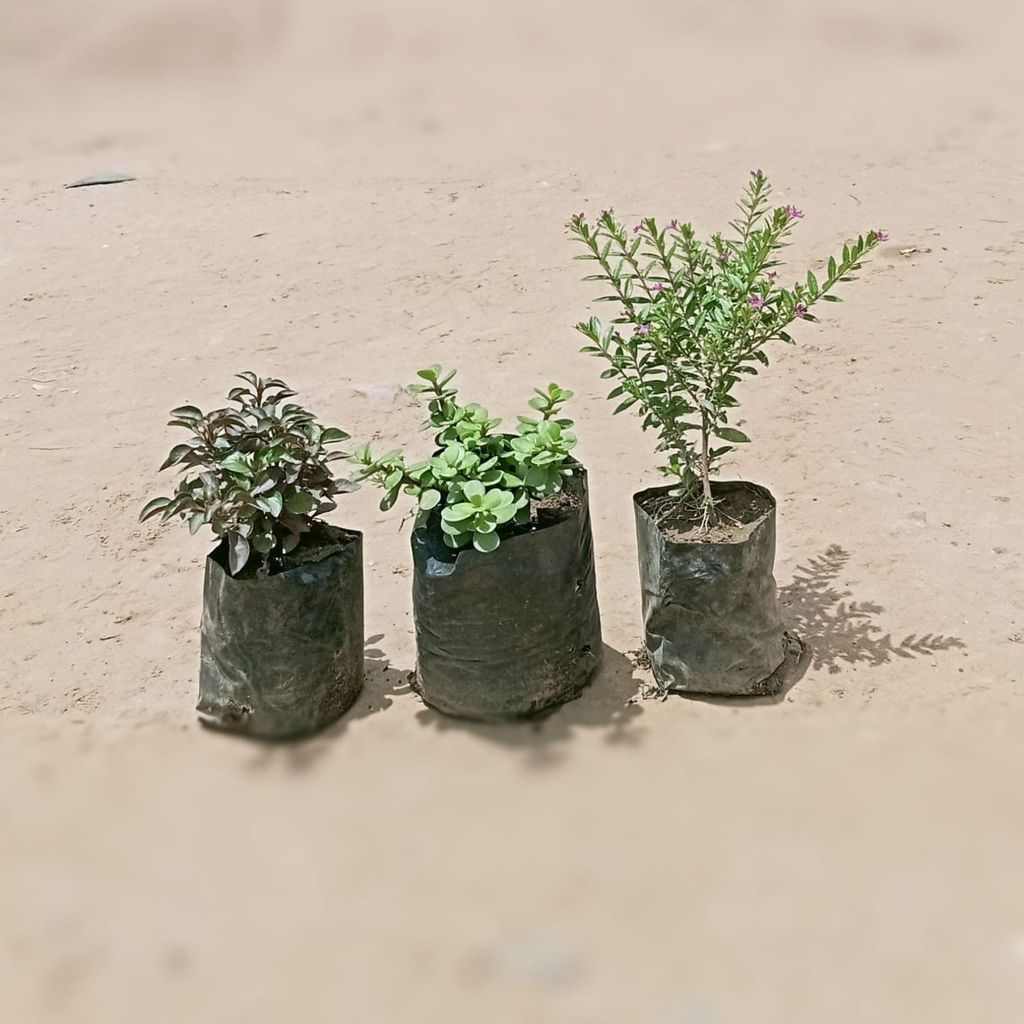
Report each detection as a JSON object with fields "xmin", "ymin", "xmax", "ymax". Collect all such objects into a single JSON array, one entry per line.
[{"xmin": 2, "ymin": 1, "xmax": 1023, "ymax": 1020}]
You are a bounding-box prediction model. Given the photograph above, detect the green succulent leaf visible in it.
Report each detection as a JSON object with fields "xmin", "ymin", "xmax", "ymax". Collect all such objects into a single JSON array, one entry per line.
[
  {"xmin": 441, "ymin": 502, "xmax": 477, "ymax": 522},
  {"xmin": 473, "ymin": 530, "xmax": 500, "ymax": 553},
  {"xmin": 354, "ymin": 364, "xmax": 577, "ymax": 553},
  {"xmin": 419, "ymin": 488, "xmax": 441, "ymax": 511}
]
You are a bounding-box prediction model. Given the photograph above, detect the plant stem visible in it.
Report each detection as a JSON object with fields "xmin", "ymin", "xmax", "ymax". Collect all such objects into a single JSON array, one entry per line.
[{"xmin": 699, "ymin": 411, "xmax": 716, "ymax": 526}]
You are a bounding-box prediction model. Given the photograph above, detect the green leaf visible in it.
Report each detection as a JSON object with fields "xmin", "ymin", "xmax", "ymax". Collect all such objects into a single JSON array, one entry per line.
[
  {"xmin": 492, "ymin": 503, "xmax": 518, "ymax": 524},
  {"xmin": 418, "ymin": 489, "xmax": 441, "ymax": 511},
  {"xmin": 462, "ymin": 480, "xmax": 485, "ymax": 500},
  {"xmin": 139, "ymin": 497, "xmax": 171, "ymax": 522},
  {"xmin": 524, "ymin": 466, "xmax": 548, "ymax": 488},
  {"xmin": 473, "ymin": 530, "xmax": 500, "ymax": 553},
  {"xmin": 220, "ymin": 455, "xmax": 251, "ymax": 477},
  {"xmin": 257, "ymin": 491, "xmax": 284, "ymax": 517},
  {"xmin": 169, "ymin": 405, "xmax": 203, "ymax": 421},
  {"xmin": 321, "ymin": 427, "xmax": 350, "ymax": 443},
  {"xmin": 188, "ymin": 512, "xmax": 205, "ymax": 535},
  {"xmin": 482, "ymin": 489, "xmax": 513, "ymax": 510},
  {"xmin": 252, "ymin": 533, "xmax": 274, "ymax": 554},
  {"xmin": 159, "ymin": 444, "xmax": 195, "ymax": 471},
  {"xmin": 227, "ymin": 534, "xmax": 251, "ymax": 575},
  {"xmin": 441, "ymin": 502, "xmax": 477, "ymax": 522},
  {"xmin": 284, "ymin": 491, "xmax": 315, "ymax": 515},
  {"xmin": 716, "ymin": 427, "xmax": 750, "ymax": 443}
]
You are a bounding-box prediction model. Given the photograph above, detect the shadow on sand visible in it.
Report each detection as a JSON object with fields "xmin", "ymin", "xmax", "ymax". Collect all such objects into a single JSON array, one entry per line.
[
  {"xmin": 241, "ymin": 543, "xmax": 965, "ymax": 764},
  {"xmin": 686, "ymin": 543, "xmax": 966, "ymax": 707},
  {"xmin": 412, "ymin": 643, "xmax": 646, "ymax": 766}
]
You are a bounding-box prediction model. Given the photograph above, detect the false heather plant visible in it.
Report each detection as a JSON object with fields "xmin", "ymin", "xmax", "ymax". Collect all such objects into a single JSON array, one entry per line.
[
  {"xmin": 140, "ymin": 372, "xmax": 356, "ymax": 574},
  {"xmin": 568, "ymin": 171, "xmax": 885, "ymax": 528},
  {"xmin": 353, "ymin": 366, "xmax": 577, "ymax": 553}
]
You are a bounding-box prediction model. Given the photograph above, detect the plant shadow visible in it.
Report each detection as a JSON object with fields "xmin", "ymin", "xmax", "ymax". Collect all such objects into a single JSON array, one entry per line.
[
  {"xmin": 687, "ymin": 543, "xmax": 966, "ymax": 707},
  {"xmin": 243, "ymin": 635, "xmax": 413, "ymax": 773},
  {"xmin": 412, "ymin": 642, "xmax": 646, "ymax": 767}
]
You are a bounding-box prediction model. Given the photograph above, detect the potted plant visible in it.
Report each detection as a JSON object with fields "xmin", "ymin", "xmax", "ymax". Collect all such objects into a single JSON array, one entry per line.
[
  {"xmin": 140, "ymin": 372, "xmax": 363, "ymax": 737},
  {"xmin": 568, "ymin": 172, "xmax": 885, "ymax": 696},
  {"xmin": 353, "ymin": 366, "xmax": 602, "ymax": 720}
]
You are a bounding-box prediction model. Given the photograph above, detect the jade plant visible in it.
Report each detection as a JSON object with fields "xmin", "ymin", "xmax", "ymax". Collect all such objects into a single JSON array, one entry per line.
[
  {"xmin": 568, "ymin": 170, "xmax": 885, "ymax": 528},
  {"xmin": 353, "ymin": 366, "xmax": 577, "ymax": 552},
  {"xmin": 140, "ymin": 372, "xmax": 355, "ymax": 574}
]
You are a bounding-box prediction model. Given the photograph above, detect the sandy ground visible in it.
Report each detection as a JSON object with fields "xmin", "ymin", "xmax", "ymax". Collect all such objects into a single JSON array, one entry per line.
[{"xmin": 2, "ymin": 1, "xmax": 1024, "ymax": 1020}]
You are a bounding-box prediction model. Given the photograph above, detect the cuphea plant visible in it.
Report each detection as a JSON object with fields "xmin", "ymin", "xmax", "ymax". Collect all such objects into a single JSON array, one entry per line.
[
  {"xmin": 140, "ymin": 372, "xmax": 355, "ymax": 574},
  {"xmin": 568, "ymin": 171, "xmax": 886, "ymax": 527},
  {"xmin": 353, "ymin": 366, "xmax": 577, "ymax": 553}
]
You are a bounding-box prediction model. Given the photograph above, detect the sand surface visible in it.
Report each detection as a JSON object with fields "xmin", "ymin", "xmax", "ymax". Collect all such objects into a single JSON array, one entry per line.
[{"xmin": 3, "ymin": 1, "xmax": 1023, "ymax": 1020}]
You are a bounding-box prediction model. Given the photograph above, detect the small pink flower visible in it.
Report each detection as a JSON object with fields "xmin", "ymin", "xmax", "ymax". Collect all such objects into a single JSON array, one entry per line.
[
  {"xmin": 784, "ymin": 205, "xmax": 804, "ymax": 220},
  {"xmin": 766, "ymin": 271, "xmax": 778, "ymax": 280},
  {"xmin": 652, "ymin": 282, "xmax": 666, "ymax": 293},
  {"xmin": 795, "ymin": 303, "xmax": 808, "ymax": 319},
  {"xmin": 633, "ymin": 224, "xmax": 643, "ymax": 234},
  {"xmin": 751, "ymin": 168, "xmax": 763, "ymax": 178},
  {"xmin": 718, "ymin": 250, "xmax": 733, "ymax": 264},
  {"xmin": 748, "ymin": 295, "xmax": 765, "ymax": 310},
  {"xmin": 669, "ymin": 219, "xmax": 679, "ymax": 230},
  {"xmin": 875, "ymin": 229, "xmax": 889, "ymax": 242},
  {"xmin": 636, "ymin": 325, "xmax": 651, "ymax": 336}
]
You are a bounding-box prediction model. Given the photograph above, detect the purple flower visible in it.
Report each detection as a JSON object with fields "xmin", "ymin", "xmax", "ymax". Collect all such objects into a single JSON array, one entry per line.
[
  {"xmin": 875, "ymin": 229, "xmax": 889, "ymax": 242},
  {"xmin": 669, "ymin": 218, "xmax": 679, "ymax": 230},
  {"xmin": 651, "ymin": 282, "xmax": 666, "ymax": 293},
  {"xmin": 751, "ymin": 168, "xmax": 763, "ymax": 178},
  {"xmin": 784, "ymin": 205, "xmax": 804, "ymax": 220},
  {"xmin": 633, "ymin": 224, "xmax": 643, "ymax": 234},
  {"xmin": 718, "ymin": 250, "xmax": 733, "ymax": 264},
  {"xmin": 636, "ymin": 325, "xmax": 651, "ymax": 336},
  {"xmin": 795, "ymin": 303, "xmax": 808, "ymax": 319},
  {"xmin": 766, "ymin": 270, "xmax": 778, "ymax": 280},
  {"xmin": 748, "ymin": 295, "xmax": 765, "ymax": 310}
]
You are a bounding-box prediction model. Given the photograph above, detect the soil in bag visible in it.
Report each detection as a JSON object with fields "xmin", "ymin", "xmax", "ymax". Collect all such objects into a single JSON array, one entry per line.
[
  {"xmin": 198, "ymin": 524, "xmax": 364, "ymax": 739},
  {"xmin": 634, "ymin": 480, "xmax": 786, "ymax": 696},
  {"xmin": 412, "ymin": 468, "xmax": 602, "ymax": 721}
]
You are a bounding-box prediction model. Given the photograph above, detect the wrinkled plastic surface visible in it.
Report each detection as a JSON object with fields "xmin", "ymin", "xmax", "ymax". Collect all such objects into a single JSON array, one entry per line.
[
  {"xmin": 412, "ymin": 469, "xmax": 602, "ymax": 721},
  {"xmin": 198, "ymin": 527, "xmax": 364, "ymax": 738},
  {"xmin": 634, "ymin": 481, "xmax": 785, "ymax": 696}
]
